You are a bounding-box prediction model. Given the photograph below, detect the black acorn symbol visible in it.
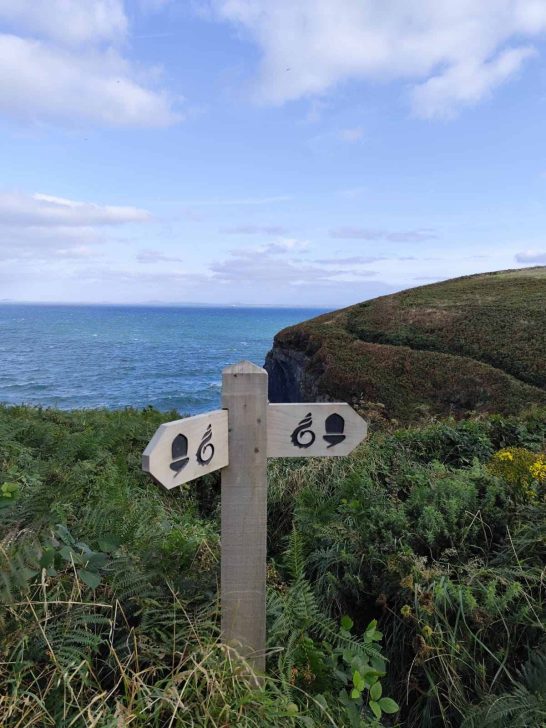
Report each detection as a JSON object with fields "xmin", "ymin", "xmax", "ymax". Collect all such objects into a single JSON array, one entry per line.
[
  {"xmin": 197, "ymin": 424, "xmax": 215, "ymax": 466},
  {"xmin": 291, "ymin": 413, "xmax": 316, "ymax": 449},
  {"xmin": 323, "ymin": 413, "xmax": 346, "ymax": 448},
  {"xmin": 170, "ymin": 433, "xmax": 189, "ymax": 473}
]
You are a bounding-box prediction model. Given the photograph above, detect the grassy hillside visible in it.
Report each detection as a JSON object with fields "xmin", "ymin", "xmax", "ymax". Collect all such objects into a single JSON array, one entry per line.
[
  {"xmin": 268, "ymin": 268, "xmax": 546, "ymax": 422},
  {"xmin": 1, "ymin": 404, "xmax": 545, "ymax": 726}
]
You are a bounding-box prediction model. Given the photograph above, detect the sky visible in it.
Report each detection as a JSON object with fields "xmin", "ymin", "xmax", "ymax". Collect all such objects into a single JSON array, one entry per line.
[{"xmin": 1, "ymin": 0, "xmax": 546, "ymax": 307}]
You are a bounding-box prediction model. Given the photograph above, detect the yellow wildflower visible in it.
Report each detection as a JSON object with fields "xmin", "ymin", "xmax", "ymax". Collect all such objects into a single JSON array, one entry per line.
[
  {"xmin": 488, "ymin": 447, "xmax": 545, "ymax": 501},
  {"xmin": 529, "ymin": 456, "xmax": 546, "ymax": 482}
]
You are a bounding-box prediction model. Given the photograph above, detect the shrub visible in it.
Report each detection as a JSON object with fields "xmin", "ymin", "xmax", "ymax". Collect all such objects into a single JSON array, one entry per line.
[
  {"xmin": 488, "ymin": 447, "xmax": 546, "ymax": 501},
  {"xmin": 1, "ymin": 405, "xmax": 545, "ymax": 726}
]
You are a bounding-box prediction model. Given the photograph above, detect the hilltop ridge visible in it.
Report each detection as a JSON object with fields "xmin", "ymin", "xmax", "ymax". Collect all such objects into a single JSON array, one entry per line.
[{"xmin": 265, "ymin": 267, "xmax": 546, "ymax": 422}]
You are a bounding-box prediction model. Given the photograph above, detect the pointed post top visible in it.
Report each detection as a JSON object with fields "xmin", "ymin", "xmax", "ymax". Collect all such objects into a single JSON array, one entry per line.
[{"xmin": 222, "ymin": 360, "xmax": 267, "ymax": 376}]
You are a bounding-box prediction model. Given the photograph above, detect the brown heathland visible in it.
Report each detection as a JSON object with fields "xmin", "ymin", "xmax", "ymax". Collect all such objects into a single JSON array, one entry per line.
[{"xmin": 268, "ymin": 267, "xmax": 546, "ymax": 422}]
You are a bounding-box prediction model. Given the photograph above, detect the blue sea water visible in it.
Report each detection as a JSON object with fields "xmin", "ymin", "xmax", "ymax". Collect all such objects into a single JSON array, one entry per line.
[{"xmin": 0, "ymin": 305, "xmax": 325, "ymax": 413}]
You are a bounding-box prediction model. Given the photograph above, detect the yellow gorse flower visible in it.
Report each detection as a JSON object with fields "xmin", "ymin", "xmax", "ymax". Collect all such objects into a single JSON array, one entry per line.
[
  {"xmin": 488, "ymin": 448, "xmax": 546, "ymax": 502},
  {"xmin": 529, "ymin": 455, "xmax": 546, "ymax": 482}
]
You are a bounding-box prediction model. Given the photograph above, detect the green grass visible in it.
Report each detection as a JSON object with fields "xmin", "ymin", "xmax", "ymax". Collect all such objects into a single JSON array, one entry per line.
[
  {"xmin": 1, "ymin": 404, "xmax": 545, "ymax": 726},
  {"xmin": 270, "ymin": 268, "xmax": 546, "ymax": 422}
]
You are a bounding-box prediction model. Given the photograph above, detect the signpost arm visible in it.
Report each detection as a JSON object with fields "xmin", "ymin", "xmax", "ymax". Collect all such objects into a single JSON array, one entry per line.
[{"xmin": 221, "ymin": 361, "xmax": 268, "ymax": 674}]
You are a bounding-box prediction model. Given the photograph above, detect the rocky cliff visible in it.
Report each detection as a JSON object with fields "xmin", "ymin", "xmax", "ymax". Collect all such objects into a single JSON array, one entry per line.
[{"xmin": 265, "ymin": 267, "xmax": 546, "ymax": 423}]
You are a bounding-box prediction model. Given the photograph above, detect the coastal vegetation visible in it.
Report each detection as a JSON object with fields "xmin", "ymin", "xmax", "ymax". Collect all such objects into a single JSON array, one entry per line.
[
  {"xmin": 266, "ymin": 268, "xmax": 546, "ymax": 423},
  {"xmin": 1, "ymin": 403, "xmax": 545, "ymax": 726}
]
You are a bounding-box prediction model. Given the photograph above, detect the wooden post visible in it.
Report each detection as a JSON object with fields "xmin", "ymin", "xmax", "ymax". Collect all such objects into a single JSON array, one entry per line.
[
  {"xmin": 143, "ymin": 361, "xmax": 368, "ymax": 679},
  {"xmin": 221, "ymin": 361, "xmax": 268, "ymax": 674}
]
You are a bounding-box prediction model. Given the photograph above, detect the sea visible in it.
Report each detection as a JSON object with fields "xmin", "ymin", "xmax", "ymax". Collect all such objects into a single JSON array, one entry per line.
[{"xmin": 0, "ymin": 304, "xmax": 325, "ymax": 414}]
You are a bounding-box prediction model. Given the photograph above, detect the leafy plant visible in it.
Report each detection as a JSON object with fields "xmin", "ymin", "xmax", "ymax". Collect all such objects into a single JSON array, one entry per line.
[
  {"xmin": 1, "ymin": 404, "xmax": 545, "ymax": 726},
  {"xmin": 0, "ymin": 480, "xmax": 18, "ymax": 509},
  {"xmin": 267, "ymin": 530, "xmax": 399, "ymax": 726},
  {"xmin": 462, "ymin": 649, "xmax": 546, "ymax": 727}
]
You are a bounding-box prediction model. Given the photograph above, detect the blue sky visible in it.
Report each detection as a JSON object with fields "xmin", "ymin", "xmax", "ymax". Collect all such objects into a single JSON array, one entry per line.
[{"xmin": 1, "ymin": 0, "xmax": 546, "ymax": 306}]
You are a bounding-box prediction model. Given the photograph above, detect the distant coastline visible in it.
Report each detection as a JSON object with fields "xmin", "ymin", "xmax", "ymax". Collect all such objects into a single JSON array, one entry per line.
[{"xmin": 0, "ymin": 301, "xmax": 329, "ymax": 310}]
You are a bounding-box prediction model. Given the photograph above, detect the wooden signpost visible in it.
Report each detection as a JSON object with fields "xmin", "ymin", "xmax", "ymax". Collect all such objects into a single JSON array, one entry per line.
[
  {"xmin": 142, "ymin": 410, "xmax": 229, "ymax": 488},
  {"xmin": 267, "ymin": 402, "xmax": 367, "ymax": 457},
  {"xmin": 142, "ymin": 361, "xmax": 368, "ymax": 674}
]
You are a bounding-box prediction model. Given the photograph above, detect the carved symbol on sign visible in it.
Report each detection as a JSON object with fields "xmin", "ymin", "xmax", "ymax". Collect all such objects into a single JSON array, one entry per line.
[
  {"xmin": 197, "ymin": 424, "xmax": 215, "ymax": 465},
  {"xmin": 323, "ymin": 413, "xmax": 346, "ymax": 448},
  {"xmin": 290, "ymin": 413, "xmax": 316, "ymax": 449},
  {"xmin": 170, "ymin": 434, "xmax": 189, "ymax": 473}
]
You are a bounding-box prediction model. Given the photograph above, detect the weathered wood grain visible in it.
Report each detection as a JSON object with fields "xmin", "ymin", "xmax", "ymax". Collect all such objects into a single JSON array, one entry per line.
[
  {"xmin": 267, "ymin": 402, "xmax": 368, "ymax": 457},
  {"xmin": 221, "ymin": 361, "xmax": 268, "ymax": 675},
  {"xmin": 142, "ymin": 410, "xmax": 228, "ymax": 488}
]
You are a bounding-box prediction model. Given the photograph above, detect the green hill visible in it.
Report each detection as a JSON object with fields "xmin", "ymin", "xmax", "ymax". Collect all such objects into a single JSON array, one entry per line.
[{"xmin": 265, "ymin": 267, "xmax": 546, "ymax": 422}]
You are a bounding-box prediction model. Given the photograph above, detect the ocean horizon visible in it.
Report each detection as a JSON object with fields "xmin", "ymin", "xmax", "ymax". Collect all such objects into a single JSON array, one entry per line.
[{"xmin": 0, "ymin": 304, "xmax": 326, "ymax": 414}]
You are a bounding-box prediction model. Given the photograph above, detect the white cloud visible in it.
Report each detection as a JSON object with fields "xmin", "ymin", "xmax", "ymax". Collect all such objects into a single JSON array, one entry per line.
[
  {"xmin": 211, "ymin": 251, "xmax": 375, "ymax": 286},
  {"xmin": 221, "ymin": 224, "xmax": 289, "ymax": 235},
  {"xmin": 52, "ymin": 246, "xmax": 104, "ymax": 259},
  {"xmin": 211, "ymin": 238, "xmax": 378, "ymax": 290},
  {"xmin": 229, "ymin": 236, "xmax": 310, "ymax": 258},
  {"xmin": 258, "ymin": 237, "xmax": 309, "ymax": 254},
  {"xmin": 0, "ymin": 228, "xmax": 108, "ymax": 264},
  {"xmin": 304, "ymin": 98, "xmax": 330, "ymax": 123},
  {"xmin": 207, "ymin": 0, "xmax": 546, "ymax": 116},
  {"xmin": 137, "ymin": 249, "xmax": 185, "ymax": 263},
  {"xmin": 412, "ymin": 46, "xmax": 535, "ymax": 118},
  {"xmin": 0, "ymin": 0, "xmax": 127, "ymax": 47},
  {"xmin": 330, "ymin": 227, "xmax": 437, "ymax": 242},
  {"xmin": 0, "ymin": 190, "xmax": 150, "ymax": 261},
  {"xmin": 315, "ymin": 256, "xmax": 384, "ymax": 265},
  {"xmin": 52, "ymin": 259, "xmax": 391, "ymax": 306},
  {"xmin": 0, "ymin": 1, "xmax": 180, "ymax": 127},
  {"xmin": 0, "ymin": 192, "xmax": 150, "ymax": 226},
  {"xmin": 515, "ymin": 249, "xmax": 546, "ymax": 263}
]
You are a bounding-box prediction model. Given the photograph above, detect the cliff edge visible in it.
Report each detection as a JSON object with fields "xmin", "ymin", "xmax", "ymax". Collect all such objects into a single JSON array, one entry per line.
[{"xmin": 265, "ymin": 267, "xmax": 546, "ymax": 423}]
